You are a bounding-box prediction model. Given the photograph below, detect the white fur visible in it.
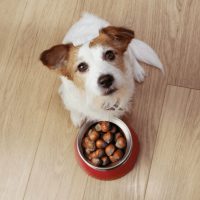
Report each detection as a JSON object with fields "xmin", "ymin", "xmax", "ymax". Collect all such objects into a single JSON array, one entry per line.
[
  {"xmin": 59, "ymin": 13, "xmax": 163, "ymax": 127},
  {"xmin": 59, "ymin": 44, "xmax": 134, "ymax": 126},
  {"xmin": 63, "ymin": 13, "xmax": 109, "ymax": 46}
]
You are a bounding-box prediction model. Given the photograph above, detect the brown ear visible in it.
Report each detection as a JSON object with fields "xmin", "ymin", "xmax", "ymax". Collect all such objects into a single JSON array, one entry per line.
[
  {"xmin": 101, "ymin": 26, "xmax": 134, "ymax": 52},
  {"xmin": 40, "ymin": 44, "xmax": 71, "ymax": 69}
]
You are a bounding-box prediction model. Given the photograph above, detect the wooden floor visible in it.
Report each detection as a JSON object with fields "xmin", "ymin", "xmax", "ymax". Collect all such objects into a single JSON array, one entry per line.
[{"xmin": 0, "ymin": 0, "xmax": 200, "ymax": 199}]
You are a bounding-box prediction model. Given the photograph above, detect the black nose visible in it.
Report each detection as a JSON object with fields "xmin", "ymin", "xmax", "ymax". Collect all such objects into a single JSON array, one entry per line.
[{"xmin": 98, "ymin": 74, "xmax": 114, "ymax": 88}]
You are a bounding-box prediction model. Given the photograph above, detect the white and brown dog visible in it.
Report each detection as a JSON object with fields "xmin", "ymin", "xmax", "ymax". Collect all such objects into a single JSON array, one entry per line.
[{"xmin": 40, "ymin": 13, "xmax": 163, "ymax": 127}]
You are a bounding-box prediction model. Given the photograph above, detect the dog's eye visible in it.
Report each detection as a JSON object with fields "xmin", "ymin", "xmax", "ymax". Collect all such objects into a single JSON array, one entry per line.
[
  {"xmin": 77, "ymin": 62, "xmax": 88, "ymax": 72},
  {"xmin": 104, "ymin": 50, "xmax": 115, "ymax": 61}
]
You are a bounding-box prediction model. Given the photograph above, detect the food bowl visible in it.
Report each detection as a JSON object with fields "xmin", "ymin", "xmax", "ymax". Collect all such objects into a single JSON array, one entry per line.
[{"xmin": 75, "ymin": 118, "xmax": 140, "ymax": 180}]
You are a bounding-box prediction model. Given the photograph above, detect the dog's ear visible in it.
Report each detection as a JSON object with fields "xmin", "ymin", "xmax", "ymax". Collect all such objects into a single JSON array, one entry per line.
[
  {"xmin": 40, "ymin": 44, "xmax": 71, "ymax": 69},
  {"xmin": 101, "ymin": 26, "xmax": 134, "ymax": 52}
]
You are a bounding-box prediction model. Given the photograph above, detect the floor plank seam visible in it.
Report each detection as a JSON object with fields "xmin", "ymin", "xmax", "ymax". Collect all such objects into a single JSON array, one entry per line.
[
  {"xmin": 22, "ymin": 78, "xmax": 57, "ymax": 200},
  {"xmin": 143, "ymin": 83, "xmax": 168, "ymax": 200},
  {"xmin": 167, "ymin": 83, "xmax": 200, "ymax": 91},
  {"xmin": 2, "ymin": 0, "xmax": 29, "ymax": 73},
  {"xmin": 80, "ymin": 176, "xmax": 89, "ymax": 200}
]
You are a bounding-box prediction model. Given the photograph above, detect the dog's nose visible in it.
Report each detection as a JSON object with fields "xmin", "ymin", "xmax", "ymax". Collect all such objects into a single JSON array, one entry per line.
[{"xmin": 98, "ymin": 74, "xmax": 114, "ymax": 88}]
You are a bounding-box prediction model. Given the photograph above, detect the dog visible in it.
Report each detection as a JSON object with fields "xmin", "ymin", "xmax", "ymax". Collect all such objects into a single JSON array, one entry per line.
[{"xmin": 40, "ymin": 13, "xmax": 163, "ymax": 127}]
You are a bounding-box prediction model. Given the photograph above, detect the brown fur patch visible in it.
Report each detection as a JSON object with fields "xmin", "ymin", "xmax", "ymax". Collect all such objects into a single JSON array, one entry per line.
[
  {"xmin": 67, "ymin": 47, "xmax": 86, "ymax": 90},
  {"xmin": 40, "ymin": 44, "xmax": 85, "ymax": 90},
  {"xmin": 90, "ymin": 26, "xmax": 134, "ymax": 53},
  {"xmin": 90, "ymin": 26, "xmax": 134, "ymax": 71}
]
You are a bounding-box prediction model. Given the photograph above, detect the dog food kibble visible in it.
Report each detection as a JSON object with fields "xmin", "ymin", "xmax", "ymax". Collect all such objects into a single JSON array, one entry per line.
[
  {"xmin": 95, "ymin": 123, "xmax": 101, "ymax": 132},
  {"xmin": 91, "ymin": 158, "xmax": 102, "ymax": 166},
  {"xmin": 84, "ymin": 138, "xmax": 96, "ymax": 151},
  {"xmin": 102, "ymin": 131, "xmax": 113, "ymax": 143},
  {"xmin": 95, "ymin": 149, "xmax": 105, "ymax": 158},
  {"xmin": 115, "ymin": 132, "xmax": 123, "ymax": 142},
  {"xmin": 85, "ymin": 148, "xmax": 93, "ymax": 155},
  {"xmin": 101, "ymin": 156, "xmax": 110, "ymax": 166},
  {"xmin": 113, "ymin": 149, "xmax": 123, "ymax": 161},
  {"xmin": 82, "ymin": 121, "xmax": 127, "ymax": 167},
  {"xmin": 105, "ymin": 144, "xmax": 115, "ymax": 156},
  {"xmin": 110, "ymin": 125, "xmax": 117, "ymax": 133},
  {"xmin": 115, "ymin": 137, "xmax": 126, "ymax": 149},
  {"xmin": 88, "ymin": 130, "xmax": 100, "ymax": 141},
  {"xmin": 96, "ymin": 139, "xmax": 107, "ymax": 148},
  {"xmin": 100, "ymin": 121, "xmax": 110, "ymax": 132}
]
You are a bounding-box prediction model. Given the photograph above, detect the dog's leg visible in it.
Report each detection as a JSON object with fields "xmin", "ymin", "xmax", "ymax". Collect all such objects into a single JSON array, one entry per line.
[{"xmin": 70, "ymin": 111, "xmax": 86, "ymax": 128}]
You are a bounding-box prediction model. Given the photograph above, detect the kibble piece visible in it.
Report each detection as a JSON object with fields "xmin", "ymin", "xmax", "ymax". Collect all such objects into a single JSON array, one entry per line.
[
  {"xmin": 101, "ymin": 121, "xmax": 110, "ymax": 132},
  {"xmin": 89, "ymin": 151, "xmax": 96, "ymax": 159},
  {"xmin": 114, "ymin": 132, "xmax": 123, "ymax": 142},
  {"xmin": 113, "ymin": 149, "xmax": 123, "ymax": 161},
  {"xmin": 91, "ymin": 158, "xmax": 102, "ymax": 166},
  {"xmin": 89, "ymin": 149, "xmax": 105, "ymax": 159},
  {"xmin": 105, "ymin": 144, "xmax": 115, "ymax": 156},
  {"xmin": 110, "ymin": 125, "xmax": 117, "ymax": 133},
  {"xmin": 82, "ymin": 137, "xmax": 96, "ymax": 151},
  {"xmin": 96, "ymin": 139, "xmax": 107, "ymax": 148},
  {"xmin": 82, "ymin": 121, "xmax": 127, "ymax": 167},
  {"xmin": 109, "ymin": 149, "xmax": 123, "ymax": 162},
  {"xmin": 82, "ymin": 136, "xmax": 90, "ymax": 148},
  {"xmin": 95, "ymin": 123, "xmax": 101, "ymax": 132},
  {"xmin": 95, "ymin": 149, "xmax": 105, "ymax": 158},
  {"xmin": 85, "ymin": 154, "xmax": 91, "ymax": 160},
  {"xmin": 116, "ymin": 137, "xmax": 126, "ymax": 149},
  {"xmin": 101, "ymin": 156, "xmax": 110, "ymax": 166},
  {"xmin": 88, "ymin": 142, "xmax": 96, "ymax": 151},
  {"xmin": 109, "ymin": 155, "xmax": 116, "ymax": 162},
  {"xmin": 85, "ymin": 148, "xmax": 94, "ymax": 155},
  {"xmin": 88, "ymin": 129, "xmax": 100, "ymax": 141},
  {"xmin": 103, "ymin": 132, "xmax": 113, "ymax": 143}
]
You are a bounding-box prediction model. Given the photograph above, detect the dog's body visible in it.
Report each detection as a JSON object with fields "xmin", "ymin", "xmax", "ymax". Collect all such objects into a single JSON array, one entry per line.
[{"xmin": 40, "ymin": 13, "xmax": 163, "ymax": 127}]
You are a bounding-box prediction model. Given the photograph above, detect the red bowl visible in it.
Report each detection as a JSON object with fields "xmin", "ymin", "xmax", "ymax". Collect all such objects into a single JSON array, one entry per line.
[{"xmin": 74, "ymin": 118, "xmax": 140, "ymax": 180}]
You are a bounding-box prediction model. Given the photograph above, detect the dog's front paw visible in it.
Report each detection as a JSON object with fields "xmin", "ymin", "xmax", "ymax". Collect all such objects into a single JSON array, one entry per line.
[{"xmin": 70, "ymin": 111, "xmax": 86, "ymax": 128}]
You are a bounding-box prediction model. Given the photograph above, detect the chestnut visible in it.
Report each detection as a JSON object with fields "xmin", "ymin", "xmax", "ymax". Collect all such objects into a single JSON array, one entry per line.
[
  {"xmin": 114, "ymin": 132, "xmax": 123, "ymax": 142},
  {"xmin": 110, "ymin": 125, "xmax": 117, "ymax": 133},
  {"xmin": 85, "ymin": 148, "xmax": 94, "ymax": 155},
  {"xmin": 89, "ymin": 149, "xmax": 105, "ymax": 162},
  {"xmin": 105, "ymin": 144, "xmax": 115, "ymax": 156},
  {"xmin": 109, "ymin": 150, "xmax": 123, "ymax": 162},
  {"xmin": 101, "ymin": 156, "xmax": 110, "ymax": 166},
  {"xmin": 82, "ymin": 137, "xmax": 90, "ymax": 148},
  {"xmin": 89, "ymin": 151, "xmax": 96, "ymax": 158},
  {"xmin": 95, "ymin": 149, "xmax": 105, "ymax": 158},
  {"xmin": 95, "ymin": 123, "xmax": 101, "ymax": 132},
  {"xmin": 88, "ymin": 129, "xmax": 100, "ymax": 141},
  {"xmin": 115, "ymin": 137, "xmax": 126, "ymax": 149},
  {"xmin": 91, "ymin": 158, "xmax": 102, "ymax": 166},
  {"xmin": 96, "ymin": 139, "xmax": 107, "ymax": 148},
  {"xmin": 82, "ymin": 137, "xmax": 96, "ymax": 151},
  {"xmin": 102, "ymin": 132, "xmax": 113, "ymax": 144},
  {"xmin": 114, "ymin": 149, "xmax": 123, "ymax": 160},
  {"xmin": 100, "ymin": 121, "xmax": 110, "ymax": 132}
]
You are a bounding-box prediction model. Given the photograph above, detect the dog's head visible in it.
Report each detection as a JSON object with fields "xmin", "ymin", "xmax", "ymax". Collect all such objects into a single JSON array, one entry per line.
[{"xmin": 40, "ymin": 26, "xmax": 134, "ymax": 98}]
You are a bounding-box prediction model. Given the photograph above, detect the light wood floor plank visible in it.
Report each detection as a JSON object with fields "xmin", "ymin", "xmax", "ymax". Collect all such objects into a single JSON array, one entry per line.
[
  {"xmin": 0, "ymin": 0, "xmax": 77, "ymax": 199},
  {"xmin": 0, "ymin": 0, "xmax": 28, "ymax": 69},
  {"xmin": 23, "ymin": 81, "xmax": 88, "ymax": 200},
  {"xmin": 168, "ymin": 0, "xmax": 200, "ymax": 89},
  {"xmin": 145, "ymin": 85, "xmax": 200, "ymax": 200}
]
